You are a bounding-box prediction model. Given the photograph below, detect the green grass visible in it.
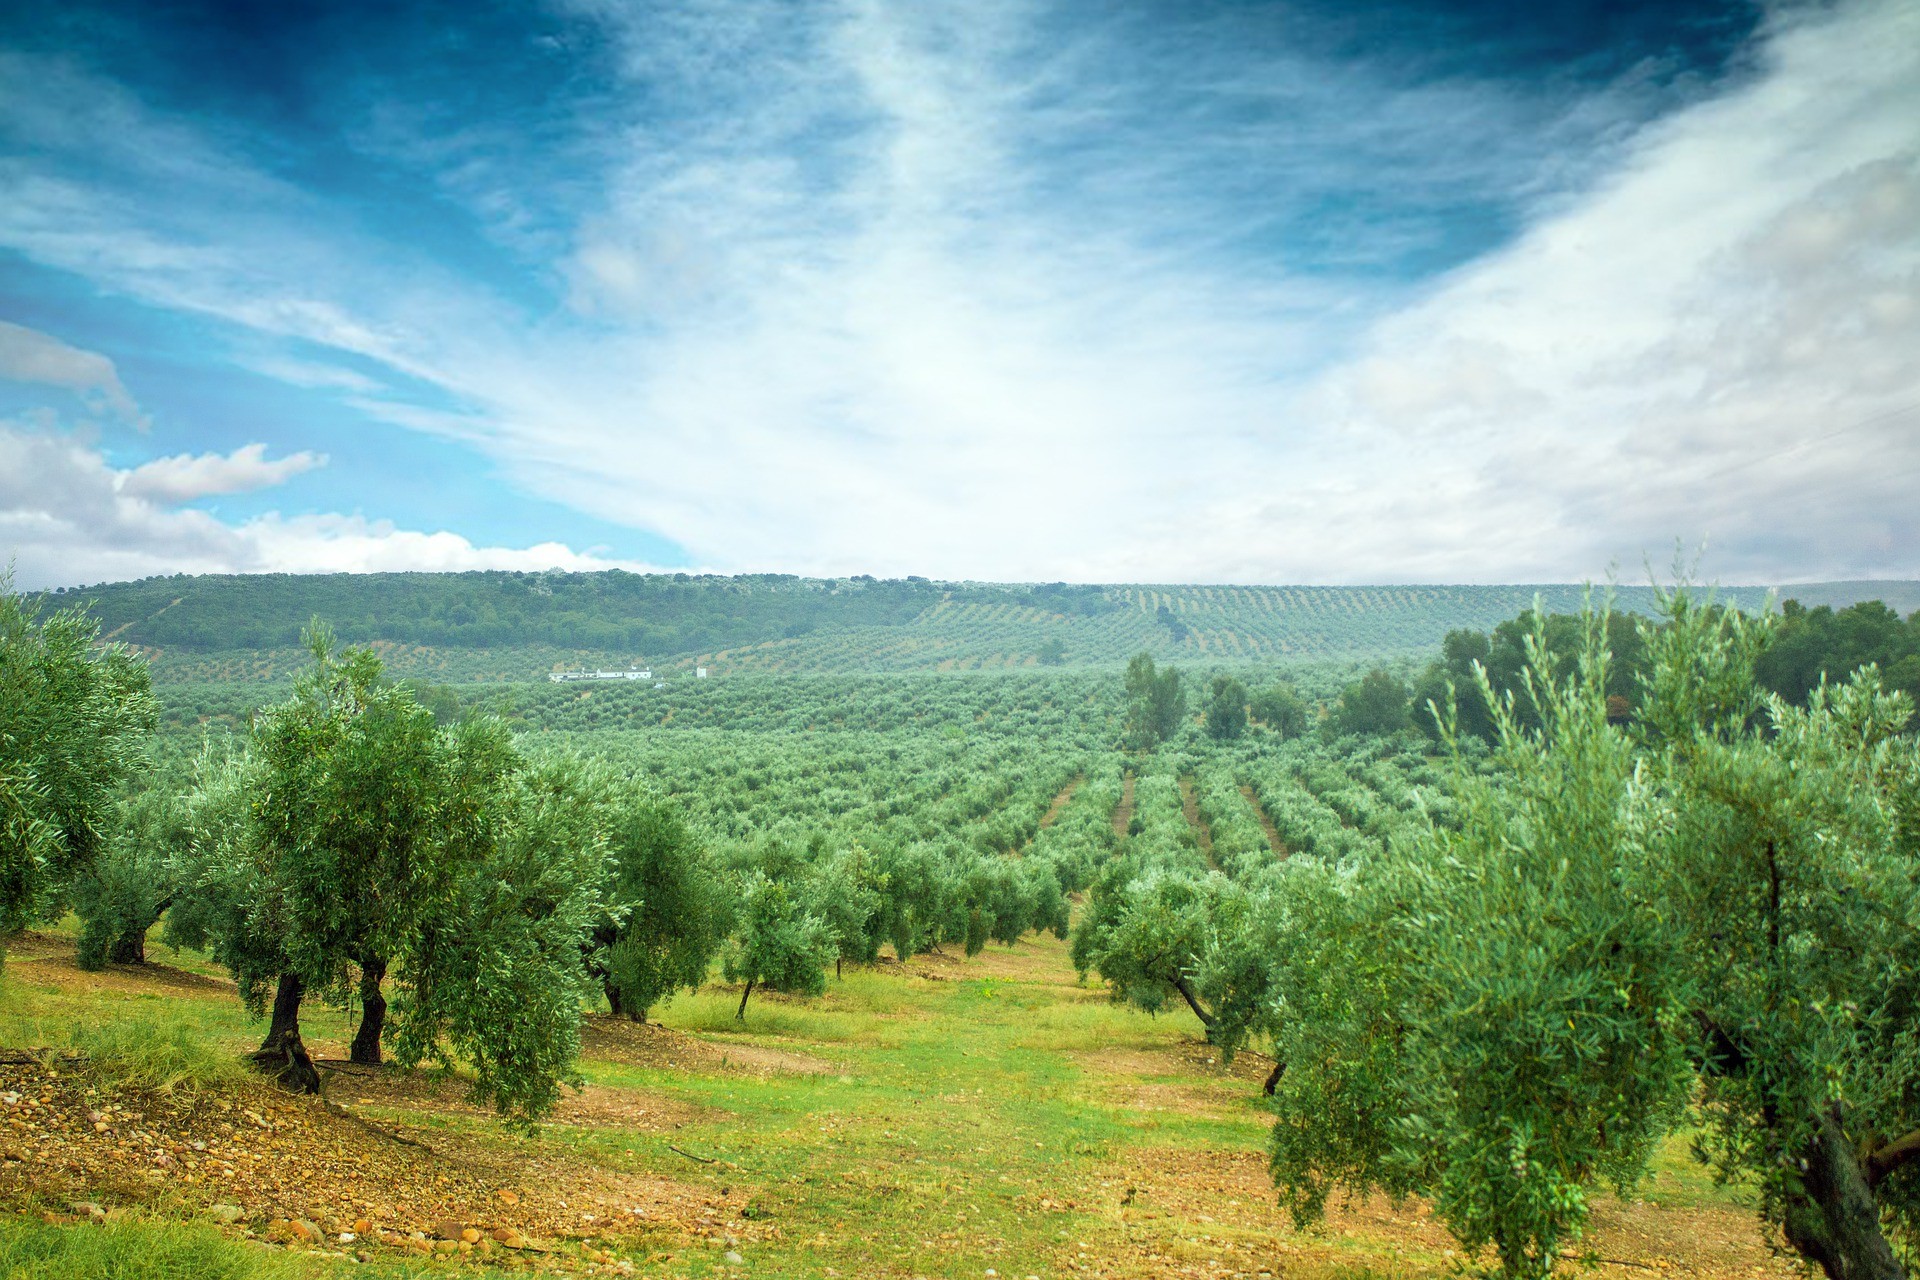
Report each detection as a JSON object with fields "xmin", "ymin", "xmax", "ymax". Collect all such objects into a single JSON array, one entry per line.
[
  {"xmin": 63, "ymin": 1018, "xmax": 251, "ymax": 1097},
  {"xmin": 0, "ymin": 925, "xmax": 1789, "ymax": 1279},
  {"xmin": 0, "ymin": 1213, "xmax": 315, "ymax": 1280}
]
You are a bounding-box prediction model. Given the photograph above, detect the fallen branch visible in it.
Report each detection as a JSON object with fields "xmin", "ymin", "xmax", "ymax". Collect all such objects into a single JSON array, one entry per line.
[
  {"xmin": 323, "ymin": 1100, "xmax": 437, "ymax": 1153},
  {"xmin": 667, "ymin": 1143, "xmax": 717, "ymax": 1165},
  {"xmin": 314, "ymin": 1061, "xmax": 381, "ymax": 1078},
  {"xmin": 0, "ymin": 1050, "xmax": 86, "ymax": 1067}
]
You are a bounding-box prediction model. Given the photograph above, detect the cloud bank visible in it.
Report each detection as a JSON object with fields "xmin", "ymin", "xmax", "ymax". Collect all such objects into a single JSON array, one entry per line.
[
  {"xmin": 0, "ymin": 425, "xmax": 649, "ymax": 588},
  {"xmin": 0, "ymin": 0, "xmax": 1914, "ymax": 585}
]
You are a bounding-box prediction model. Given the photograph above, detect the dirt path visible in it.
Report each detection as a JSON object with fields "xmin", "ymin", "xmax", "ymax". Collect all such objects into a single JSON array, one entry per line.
[
  {"xmin": 1176, "ymin": 775, "xmax": 1218, "ymax": 870},
  {"xmin": 1111, "ymin": 772, "xmax": 1136, "ymax": 837},
  {"xmin": 102, "ymin": 596, "xmax": 184, "ymax": 642},
  {"xmin": 1038, "ymin": 775, "xmax": 1084, "ymax": 829},
  {"xmin": 1239, "ymin": 783, "xmax": 1289, "ymax": 858}
]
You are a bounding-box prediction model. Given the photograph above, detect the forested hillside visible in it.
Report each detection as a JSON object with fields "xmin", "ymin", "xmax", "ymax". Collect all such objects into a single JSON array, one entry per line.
[{"xmin": 45, "ymin": 571, "xmax": 1920, "ymax": 682}]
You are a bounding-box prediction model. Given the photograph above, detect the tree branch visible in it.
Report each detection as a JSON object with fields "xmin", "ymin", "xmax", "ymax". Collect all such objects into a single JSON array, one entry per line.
[{"xmin": 1865, "ymin": 1128, "xmax": 1920, "ymax": 1187}]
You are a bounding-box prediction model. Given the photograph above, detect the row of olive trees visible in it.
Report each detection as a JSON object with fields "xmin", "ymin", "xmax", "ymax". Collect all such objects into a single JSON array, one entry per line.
[
  {"xmin": 1080, "ymin": 593, "xmax": 1920, "ymax": 1279},
  {"xmin": 1, "ymin": 587, "xmax": 726, "ymax": 1122}
]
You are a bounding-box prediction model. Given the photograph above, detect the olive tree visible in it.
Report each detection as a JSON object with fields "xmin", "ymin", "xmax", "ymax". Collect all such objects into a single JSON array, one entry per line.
[
  {"xmin": 1264, "ymin": 609, "xmax": 1694, "ymax": 1278},
  {"xmin": 0, "ymin": 581, "xmax": 155, "ymax": 932},
  {"xmin": 724, "ymin": 868, "xmax": 834, "ymax": 1019},
  {"xmin": 590, "ymin": 789, "xmax": 728, "ymax": 1020},
  {"xmin": 393, "ymin": 748, "xmax": 609, "ymax": 1123},
  {"xmin": 1639, "ymin": 595, "xmax": 1920, "ymax": 1280},
  {"xmin": 246, "ymin": 624, "xmax": 447, "ymax": 1071},
  {"xmin": 1071, "ymin": 859, "xmax": 1246, "ymax": 1040},
  {"xmin": 74, "ymin": 780, "xmax": 192, "ymax": 968}
]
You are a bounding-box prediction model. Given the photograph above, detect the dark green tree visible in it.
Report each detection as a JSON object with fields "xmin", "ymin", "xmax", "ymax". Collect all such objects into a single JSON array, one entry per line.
[
  {"xmin": 1249, "ymin": 682, "xmax": 1309, "ymax": 737},
  {"xmin": 1330, "ymin": 668, "xmax": 1409, "ymax": 737},
  {"xmin": 1204, "ymin": 675, "xmax": 1248, "ymax": 740},
  {"xmin": 1124, "ymin": 653, "xmax": 1185, "ymax": 749}
]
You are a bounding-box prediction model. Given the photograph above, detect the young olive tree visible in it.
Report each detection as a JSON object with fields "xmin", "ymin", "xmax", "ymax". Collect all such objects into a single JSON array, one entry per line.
[
  {"xmin": 1265, "ymin": 608, "xmax": 1693, "ymax": 1279},
  {"xmin": 0, "ymin": 582, "xmax": 155, "ymax": 932},
  {"xmin": 724, "ymin": 869, "xmax": 834, "ymax": 1020},
  {"xmin": 590, "ymin": 790, "xmax": 728, "ymax": 1020}
]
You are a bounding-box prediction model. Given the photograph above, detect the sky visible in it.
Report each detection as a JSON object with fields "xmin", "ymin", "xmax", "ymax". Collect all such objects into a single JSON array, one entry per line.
[{"xmin": 0, "ymin": 0, "xmax": 1916, "ymax": 589}]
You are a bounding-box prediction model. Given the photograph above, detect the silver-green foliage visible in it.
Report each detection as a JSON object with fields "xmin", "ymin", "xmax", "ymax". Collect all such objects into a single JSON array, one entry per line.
[
  {"xmin": 1265, "ymin": 607, "xmax": 1694, "ymax": 1279},
  {"xmin": 0, "ymin": 582, "xmax": 155, "ymax": 930}
]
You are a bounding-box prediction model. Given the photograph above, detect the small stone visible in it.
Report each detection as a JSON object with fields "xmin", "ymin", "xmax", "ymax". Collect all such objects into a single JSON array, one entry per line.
[
  {"xmin": 497, "ymin": 1189, "xmax": 519, "ymax": 1205},
  {"xmin": 725, "ymin": 1251, "xmax": 744, "ymax": 1264},
  {"xmin": 206, "ymin": 1204, "xmax": 244, "ymax": 1224},
  {"xmin": 461, "ymin": 1227, "xmax": 481, "ymax": 1244}
]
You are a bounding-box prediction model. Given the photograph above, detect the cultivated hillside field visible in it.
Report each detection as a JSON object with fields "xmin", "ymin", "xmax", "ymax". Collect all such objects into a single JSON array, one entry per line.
[{"xmin": 6, "ymin": 573, "xmax": 1920, "ymax": 1279}]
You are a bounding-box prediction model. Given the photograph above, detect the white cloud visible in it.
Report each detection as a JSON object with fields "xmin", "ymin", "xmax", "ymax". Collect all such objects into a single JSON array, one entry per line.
[
  {"xmin": 119, "ymin": 442, "xmax": 328, "ymax": 504},
  {"xmin": 0, "ymin": 423, "xmax": 650, "ymax": 589},
  {"xmin": 1210, "ymin": 0, "xmax": 1920, "ymax": 584},
  {"xmin": 0, "ymin": 1, "xmax": 1914, "ymax": 584},
  {"xmin": 0, "ymin": 320, "xmax": 144, "ymax": 426}
]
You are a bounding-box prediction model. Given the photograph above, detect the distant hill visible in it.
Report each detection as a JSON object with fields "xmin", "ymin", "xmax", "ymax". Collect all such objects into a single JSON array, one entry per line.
[{"xmin": 40, "ymin": 571, "xmax": 1919, "ymax": 682}]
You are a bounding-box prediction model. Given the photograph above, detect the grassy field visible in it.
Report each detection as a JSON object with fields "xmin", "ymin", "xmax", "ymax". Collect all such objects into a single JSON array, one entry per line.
[{"xmin": 1, "ymin": 923, "xmax": 1795, "ymax": 1280}]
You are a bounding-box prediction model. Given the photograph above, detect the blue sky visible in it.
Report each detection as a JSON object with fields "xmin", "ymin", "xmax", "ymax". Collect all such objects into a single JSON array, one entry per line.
[{"xmin": 1, "ymin": 0, "xmax": 1915, "ymax": 587}]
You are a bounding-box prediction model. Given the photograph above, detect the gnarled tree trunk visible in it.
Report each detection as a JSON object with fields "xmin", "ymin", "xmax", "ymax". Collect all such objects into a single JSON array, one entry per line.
[
  {"xmin": 736, "ymin": 977, "xmax": 756, "ymax": 1021},
  {"xmin": 251, "ymin": 972, "xmax": 320, "ymax": 1094},
  {"xmin": 1781, "ymin": 1107, "xmax": 1904, "ymax": 1280},
  {"xmin": 349, "ymin": 956, "xmax": 387, "ymax": 1066}
]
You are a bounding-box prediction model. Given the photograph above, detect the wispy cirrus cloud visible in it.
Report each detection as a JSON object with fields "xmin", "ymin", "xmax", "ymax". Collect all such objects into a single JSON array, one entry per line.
[
  {"xmin": 0, "ymin": 320, "xmax": 143, "ymax": 426},
  {"xmin": 0, "ymin": 0, "xmax": 1913, "ymax": 586}
]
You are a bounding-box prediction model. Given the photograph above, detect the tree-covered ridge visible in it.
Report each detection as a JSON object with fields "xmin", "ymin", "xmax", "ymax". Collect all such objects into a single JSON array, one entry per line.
[{"xmin": 52, "ymin": 570, "xmax": 1920, "ymax": 680}]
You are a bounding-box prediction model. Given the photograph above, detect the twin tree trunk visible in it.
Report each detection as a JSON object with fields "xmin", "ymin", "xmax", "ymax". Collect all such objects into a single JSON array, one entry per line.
[
  {"xmin": 350, "ymin": 957, "xmax": 387, "ymax": 1065},
  {"xmin": 604, "ymin": 982, "xmax": 646, "ymax": 1023}
]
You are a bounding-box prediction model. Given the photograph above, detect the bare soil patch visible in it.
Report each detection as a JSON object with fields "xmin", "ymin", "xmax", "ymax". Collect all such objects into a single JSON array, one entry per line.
[
  {"xmin": 0, "ymin": 1058, "xmax": 737, "ymax": 1266},
  {"xmin": 1112, "ymin": 772, "xmax": 1136, "ymax": 837},
  {"xmin": 1177, "ymin": 775, "xmax": 1218, "ymax": 868},
  {"xmin": 1238, "ymin": 784, "xmax": 1288, "ymax": 857},
  {"xmin": 1086, "ymin": 1144, "xmax": 1799, "ymax": 1279},
  {"xmin": 1038, "ymin": 775, "xmax": 1084, "ymax": 829}
]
